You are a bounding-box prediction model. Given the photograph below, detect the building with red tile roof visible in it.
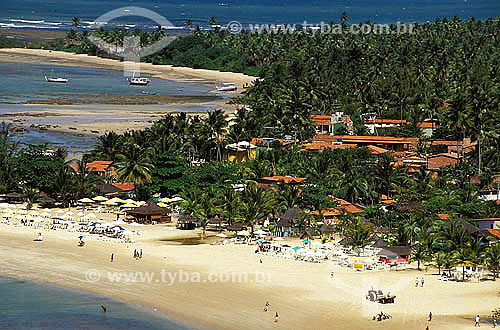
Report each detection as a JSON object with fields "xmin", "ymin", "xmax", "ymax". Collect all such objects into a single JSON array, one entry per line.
[
  {"xmin": 427, "ymin": 153, "xmax": 461, "ymax": 170},
  {"xmin": 257, "ymin": 176, "xmax": 306, "ymax": 185},
  {"xmin": 313, "ymin": 135, "xmax": 418, "ymax": 152}
]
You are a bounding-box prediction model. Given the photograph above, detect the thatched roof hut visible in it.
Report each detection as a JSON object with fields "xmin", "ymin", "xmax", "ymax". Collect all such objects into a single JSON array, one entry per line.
[{"xmin": 126, "ymin": 201, "xmax": 170, "ymax": 224}]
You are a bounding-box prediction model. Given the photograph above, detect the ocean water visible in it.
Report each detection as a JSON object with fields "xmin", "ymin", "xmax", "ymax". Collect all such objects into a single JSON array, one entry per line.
[
  {"xmin": 0, "ymin": 61, "xmax": 213, "ymax": 104},
  {"xmin": 0, "ymin": 0, "xmax": 499, "ymax": 31},
  {"xmin": 0, "ymin": 276, "xmax": 196, "ymax": 330}
]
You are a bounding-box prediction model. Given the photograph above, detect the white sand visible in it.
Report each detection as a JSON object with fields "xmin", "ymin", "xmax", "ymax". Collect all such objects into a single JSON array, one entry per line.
[{"xmin": 0, "ymin": 218, "xmax": 496, "ymax": 330}]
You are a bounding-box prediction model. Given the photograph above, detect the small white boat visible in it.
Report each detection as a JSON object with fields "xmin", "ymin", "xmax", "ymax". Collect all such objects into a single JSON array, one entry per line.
[
  {"xmin": 216, "ymin": 82, "xmax": 237, "ymax": 92},
  {"xmin": 128, "ymin": 73, "xmax": 150, "ymax": 86},
  {"xmin": 45, "ymin": 75, "xmax": 68, "ymax": 83}
]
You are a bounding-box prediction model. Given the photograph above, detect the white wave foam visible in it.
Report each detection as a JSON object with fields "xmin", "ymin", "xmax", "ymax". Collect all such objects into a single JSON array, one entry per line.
[{"xmin": 9, "ymin": 19, "xmax": 45, "ymax": 24}]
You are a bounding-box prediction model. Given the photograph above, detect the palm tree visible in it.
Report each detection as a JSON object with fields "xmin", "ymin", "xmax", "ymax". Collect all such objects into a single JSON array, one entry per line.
[
  {"xmin": 185, "ymin": 19, "xmax": 193, "ymax": 28},
  {"xmin": 193, "ymin": 191, "xmax": 221, "ymax": 239},
  {"xmin": 411, "ymin": 242, "xmax": 429, "ymax": 271},
  {"xmin": 72, "ymin": 16, "xmax": 80, "ymax": 31},
  {"xmin": 236, "ymin": 182, "xmax": 275, "ymax": 233},
  {"xmin": 454, "ymin": 247, "xmax": 472, "ymax": 281},
  {"xmin": 345, "ymin": 217, "xmax": 372, "ymax": 256},
  {"xmin": 209, "ymin": 16, "xmax": 217, "ymax": 26},
  {"xmin": 485, "ymin": 244, "xmax": 500, "ymax": 280},
  {"xmin": 21, "ymin": 185, "xmax": 39, "ymax": 210},
  {"xmin": 95, "ymin": 131, "xmax": 122, "ymax": 162},
  {"xmin": 433, "ymin": 251, "xmax": 447, "ymax": 275},
  {"xmin": 115, "ymin": 143, "xmax": 154, "ymax": 185}
]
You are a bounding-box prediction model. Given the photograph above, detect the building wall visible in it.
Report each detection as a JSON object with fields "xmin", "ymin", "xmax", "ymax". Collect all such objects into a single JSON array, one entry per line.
[{"xmin": 477, "ymin": 221, "xmax": 498, "ymax": 230}]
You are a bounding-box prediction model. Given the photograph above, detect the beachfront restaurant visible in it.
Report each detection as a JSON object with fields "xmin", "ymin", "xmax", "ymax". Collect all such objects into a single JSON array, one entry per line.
[{"xmin": 126, "ymin": 201, "xmax": 170, "ymax": 224}]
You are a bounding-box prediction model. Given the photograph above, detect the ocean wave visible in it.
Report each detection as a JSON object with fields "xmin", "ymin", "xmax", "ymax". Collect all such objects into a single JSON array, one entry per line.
[
  {"xmin": 0, "ymin": 23, "xmax": 60, "ymax": 29},
  {"xmin": 9, "ymin": 19, "xmax": 45, "ymax": 24}
]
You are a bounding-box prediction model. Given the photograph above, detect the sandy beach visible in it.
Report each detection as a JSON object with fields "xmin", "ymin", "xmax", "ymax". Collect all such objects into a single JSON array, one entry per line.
[
  {"xmin": 0, "ymin": 48, "xmax": 256, "ymax": 89},
  {"xmin": 0, "ymin": 219, "xmax": 497, "ymax": 330}
]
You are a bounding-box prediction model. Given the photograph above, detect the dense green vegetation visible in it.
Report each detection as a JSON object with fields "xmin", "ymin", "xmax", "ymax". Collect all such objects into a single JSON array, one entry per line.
[{"xmin": 3, "ymin": 16, "xmax": 500, "ymax": 277}]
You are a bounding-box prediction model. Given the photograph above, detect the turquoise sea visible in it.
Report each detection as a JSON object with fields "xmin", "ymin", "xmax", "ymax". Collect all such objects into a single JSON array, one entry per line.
[
  {"xmin": 0, "ymin": 0, "xmax": 499, "ymax": 31},
  {"xmin": 0, "ymin": 276, "xmax": 196, "ymax": 330}
]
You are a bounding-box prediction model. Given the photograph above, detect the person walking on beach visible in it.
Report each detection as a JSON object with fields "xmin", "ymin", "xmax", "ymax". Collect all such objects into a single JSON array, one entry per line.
[
  {"xmin": 110, "ymin": 253, "xmax": 114, "ymax": 262},
  {"xmin": 274, "ymin": 312, "xmax": 279, "ymax": 323},
  {"xmin": 428, "ymin": 312, "xmax": 432, "ymax": 321},
  {"xmin": 140, "ymin": 249, "xmax": 143, "ymax": 259},
  {"xmin": 415, "ymin": 277, "xmax": 419, "ymax": 287},
  {"xmin": 101, "ymin": 305, "xmax": 107, "ymax": 313},
  {"xmin": 134, "ymin": 249, "xmax": 137, "ymax": 258},
  {"xmin": 474, "ymin": 315, "xmax": 480, "ymax": 327},
  {"xmin": 264, "ymin": 301, "xmax": 271, "ymax": 312},
  {"xmin": 493, "ymin": 318, "xmax": 497, "ymax": 328},
  {"xmin": 421, "ymin": 276, "xmax": 425, "ymax": 287}
]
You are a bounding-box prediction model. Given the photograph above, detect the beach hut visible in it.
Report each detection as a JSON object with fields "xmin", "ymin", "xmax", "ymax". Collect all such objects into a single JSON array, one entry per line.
[
  {"xmin": 276, "ymin": 207, "xmax": 301, "ymax": 236},
  {"xmin": 372, "ymin": 238, "xmax": 388, "ymax": 249},
  {"xmin": 126, "ymin": 201, "xmax": 170, "ymax": 224},
  {"xmin": 177, "ymin": 215, "xmax": 197, "ymax": 230},
  {"xmin": 339, "ymin": 237, "xmax": 354, "ymax": 246},
  {"xmin": 226, "ymin": 222, "xmax": 245, "ymax": 232},
  {"xmin": 378, "ymin": 246, "xmax": 410, "ymax": 264}
]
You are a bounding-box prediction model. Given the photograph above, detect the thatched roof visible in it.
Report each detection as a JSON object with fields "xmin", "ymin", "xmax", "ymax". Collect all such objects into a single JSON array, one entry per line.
[
  {"xmin": 39, "ymin": 195, "xmax": 56, "ymax": 204},
  {"xmin": 96, "ymin": 184, "xmax": 122, "ymax": 195},
  {"xmin": 372, "ymin": 238, "xmax": 388, "ymax": 248},
  {"xmin": 455, "ymin": 218, "xmax": 481, "ymax": 234},
  {"xmin": 320, "ymin": 225, "xmax": 336, "ymax": 233},
  {"xmin": 378, "ymin": 246, "xmax": 410, "ymax": 258},
  {"xmin": 279, "ymin": 207, "xmax": 302, "ymax": 223},
  {"xmin": 227, "ymin": 222, "xmax": 245, "ymax": 231},
  {"xmin": 338, "ymin": 237, "xmax": 354, "ymax": 246},
  {"xmin": 4, "ymin": 192, "xmax": 21, "ymax": 199},
  {"xmin": 178, "ymin": 215, "xmax": 197, "ymax": 224},
  {"xmin": 126, "ymin": 201, "xmax": 166, "ymax": 216}
]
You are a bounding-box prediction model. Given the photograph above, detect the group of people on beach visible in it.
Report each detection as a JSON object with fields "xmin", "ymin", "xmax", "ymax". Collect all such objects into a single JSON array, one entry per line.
[
  {"xmin": 415, "ymin": 276, "xmax": 424, "ymax": 287},
  {"xmin": 263, "ymin": 301, "xmax": 279, "ymax": 322},
  {"xmin": 134, "ymin": 249, "xmax": 142, "ymax": 260},
  {"xmin": 372, "ymin": 311, "xmax": 392, "ymax": 321}
]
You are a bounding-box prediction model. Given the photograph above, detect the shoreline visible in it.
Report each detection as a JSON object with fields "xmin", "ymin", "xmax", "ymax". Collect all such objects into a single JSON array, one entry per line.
[
  {"xmin": 0, "ymin": 222, "xmax": 496, "ymax": 330},
  {"xmin": 0, "ymin": 48, "xmax": 256, "ymax": 91}
]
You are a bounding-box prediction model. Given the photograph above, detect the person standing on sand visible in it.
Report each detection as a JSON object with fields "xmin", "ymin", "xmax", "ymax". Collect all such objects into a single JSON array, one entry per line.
[
  {"xmin": 428, "ymin": 312, "xmax": 432, "ymax": 321},
  {"xmin": 110, "ymin": 253, "xmax": 114, "ymax": 262},
  {"xmin": 421, "ymin": 276, "xmax": 425, "ymax": 287},
  {"xmin": 425, "ymin": 326, "xmax": 429, "ymax": 330},
  {"xmin": 474, "ymin": 315, "xmax": 480, "ymax": 327},
  {"xmin": 140, "ymin": 249, "xmax": 143, "ymax": 259},
  {"xmin": 493, "ymin": 318, "xmax": 497, "ymax": 328},
  {"xmin": 416, "ymin": 277, "xmax": 419, "ymax": 287},
  {"xmin": 274, "ymin": 312, "xmax": 279, "ymax": 323},
  {"xmin": 134, "ymin": 249, "xmax": 137, "ymax": 258}
]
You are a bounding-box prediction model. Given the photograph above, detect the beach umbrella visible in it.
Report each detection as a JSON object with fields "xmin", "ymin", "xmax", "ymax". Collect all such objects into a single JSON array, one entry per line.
[
  {"xmin": 128, "ymin": 222, "xmax": 143, "ymax": 226},
  {"xmin": 312, "ymin": 241, "xmax": 323, "ymax": 246},
  {"xmin": 29, "ymin": 210, "xmax": 39, "ymax": 215},
  {"xmin": 122, "ymin": 230, "xmax": 134, "ymax": 236},
  {"xmin": 159, "ymin": 197, "xmax": 171, "ymax": 203},
  {"xmin": 273, "ymin": 237, "xmax": 284, "ymax": 241},
  {"xmin": 18, "ymin": 209, "xmax": 27, "ymax": 214},
  {"xmin": 42, "ymin": 208, "xmax": 51, "ymax": 212},
  {"xmin": 77, "ymin": 211, "xmax": 85, "ymax": 217},
  {"xmin": 110, "ymin": 225, "xmax": 125, "ymax": 231},
  {"xmin": 157, "ymin": 202, "xmax": 169, "ymax": 208},
  {"xmin": 104, "ymin": 200, "xmax": 118, "ymax": 206},
  {"xmin": 78, "ymin": 198, "xmax": 94, "ymax": 203},
  {"xmin": 303, "ymin": 239, "xmax": 310, "ymax": 244},
  {"xmin": 92, "ymin": 196, "xmax": 108, "ymax": 202},
  {"xmin": 292, "ymin": 246, "xmax": 302, "ymax": 251},
  {"xmin": 56, "ymin": 209, "xmax": 65, "ymax": 214},
  {"xmin": 254, "ymin": 230, "xmax": 267, "ymax": 235},
  {"xmin": 120, "ymin": 203, "xmax": 137, "ymax": 208},
  {"xmin": 216, "ymin": 233, "xmax": 228, "ymax": 238},
  {"xmin": 237, "ymin": 230, "xmax": 251, "ymax": 236},
  {"xmin": 86, "ymin": 213, "xmax": 96, "ymax": 219},
  {"xmin": 169, "ymin": 197, "xmax": 183, "ymax": 203}
]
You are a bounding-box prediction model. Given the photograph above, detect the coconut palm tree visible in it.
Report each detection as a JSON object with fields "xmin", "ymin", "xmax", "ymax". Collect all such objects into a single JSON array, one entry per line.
[
  {"xmin": 236, "ymin": 182, "xmax": 275, "ymax": 233},
  {"xmin": 72, "ymin": 16, "xmax": 80, "ymax": 31},
  {"xmin": 433, "ymin": 251, "xmax": 447, "ymax": 275},
  {"xmin": 485, "ymin": 244, "xmax": 500, "ymax": 280},
  {"xmin": 115, "ymin": 143, "xmax": 154, "ymax": 185},
  {"xmin": 21, "ymin": 185, "xmax": 39, "ymax": 210}
]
